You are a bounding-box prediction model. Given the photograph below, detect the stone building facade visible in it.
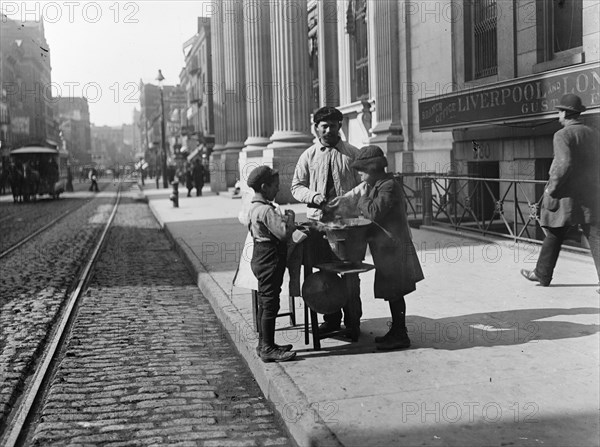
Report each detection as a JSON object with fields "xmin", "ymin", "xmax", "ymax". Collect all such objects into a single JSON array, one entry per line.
[
  {"xmin": 205, "ymin": 0, "xmax": 598, "ymax": 204},
  {"xmin": 419, "ymin": 0, "xmax": 599, "ymax": 226},
  {"xmin": 0, "ymin": 17, "xmax": 57, "ymax": 151},
  {"xmin": 181, "ymin": 18, "xmax": 214, "ymax": 165},
  {"xmin": 55, "ymin": 97, "xmax": 92, "ymax": 165}
]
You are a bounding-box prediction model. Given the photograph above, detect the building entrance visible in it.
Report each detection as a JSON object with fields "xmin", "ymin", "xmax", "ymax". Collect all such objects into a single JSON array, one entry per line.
[{"xmin": 467, "ymin": 161, "xmax": 500, "ymax": 223}]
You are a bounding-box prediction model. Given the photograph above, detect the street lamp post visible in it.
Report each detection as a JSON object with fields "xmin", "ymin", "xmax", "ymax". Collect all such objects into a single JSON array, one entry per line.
[{"xmin": 157, "ymin": 69, "xmax": 168, "ymax": 188}]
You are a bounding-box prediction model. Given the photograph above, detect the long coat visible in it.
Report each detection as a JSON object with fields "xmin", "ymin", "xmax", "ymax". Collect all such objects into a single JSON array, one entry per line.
[
  {"xmin": 192, "ymin": 163, "xmax": 205, "ymax": 188},
  {"xmin": 540, "ymin": 120, "xmax": 600, "ymax": 228},
  {"xmin": 357, "ymin": 174, "xmax": 424, "ymax": 298}
]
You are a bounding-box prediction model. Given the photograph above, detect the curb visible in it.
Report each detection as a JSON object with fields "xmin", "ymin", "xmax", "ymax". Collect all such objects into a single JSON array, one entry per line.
[{"xmin": 147, "ymin": 200, "xmax": 344, "ymax": 447}]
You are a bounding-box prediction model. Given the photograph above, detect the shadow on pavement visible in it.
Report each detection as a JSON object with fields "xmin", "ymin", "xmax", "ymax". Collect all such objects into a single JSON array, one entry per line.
[
  {"xmin": 290, "ymin": 306, "xmax": 599, "ymax": 358},
  {"xmin": 324, "ymin": 411, "xmax": 599, "ymax": 447}
]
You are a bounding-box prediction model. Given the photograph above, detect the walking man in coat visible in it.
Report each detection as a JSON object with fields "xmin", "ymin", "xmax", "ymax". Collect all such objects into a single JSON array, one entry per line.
[
  {"xmin": 192, "ymin": 159, "xmax": 205, "ymax": 196},
  {"xmin": 291, "ymin": 106, "xmax": 363, "ymax": 340},
  {"xmin": 521, "ymin": 94, "xmax": 600, "ymax": 289}
]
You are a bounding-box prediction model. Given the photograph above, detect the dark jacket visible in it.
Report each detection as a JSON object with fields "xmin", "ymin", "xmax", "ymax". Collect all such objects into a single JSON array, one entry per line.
[
  {"xmin": 357, "ymin": 174, "xmax": 424, "ymax": 297},
  {"xmin": 541, "ymin": 120, "xmax": 600, "ymax": 227},
  {"xmin": 193, "ymin": 163, "xmax": 205, "ymax": 186}
]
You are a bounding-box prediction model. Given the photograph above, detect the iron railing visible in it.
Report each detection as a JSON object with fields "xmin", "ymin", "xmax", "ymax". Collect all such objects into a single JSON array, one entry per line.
[{"xmin": 397, "ymin": 174, "xmax": 589, "ymax": 251}]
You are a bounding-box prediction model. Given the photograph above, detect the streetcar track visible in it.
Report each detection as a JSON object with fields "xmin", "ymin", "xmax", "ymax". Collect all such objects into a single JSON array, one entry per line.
[
  {"xmin": 0, "ymin": 184, "xmax": 113, "ymax": 259},
  {"xmin": 0, "ymin": 184, "xmax": 123, "ymax": 447},
  {"xmin": 0, "ymin": 208, "xmax": 77, "ymax": 260}
]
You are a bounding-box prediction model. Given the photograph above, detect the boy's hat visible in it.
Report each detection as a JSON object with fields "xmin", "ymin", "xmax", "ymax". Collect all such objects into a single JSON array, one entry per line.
[
  {"xmin": 247, "ymin": 165, "xmax": 278, "ymax": 190},
  {"xmin": 351, "ymin": 145, "xmax": 388, "ymax": 171},
  {"xmin": 556, "ymin": 94, "xmax": 586, "ymax": 113}
]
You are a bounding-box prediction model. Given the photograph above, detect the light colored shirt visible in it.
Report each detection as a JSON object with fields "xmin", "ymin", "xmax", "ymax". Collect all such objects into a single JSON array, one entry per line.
[{"xmin": 291, "ymin": 139, "xmax": 361, "ymax": 220}]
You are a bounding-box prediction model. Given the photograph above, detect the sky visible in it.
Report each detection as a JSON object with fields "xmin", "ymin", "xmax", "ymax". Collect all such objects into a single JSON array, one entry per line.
[{"xmin": 2, "ymin": 1, "xmax": 213, "ymax": 126}]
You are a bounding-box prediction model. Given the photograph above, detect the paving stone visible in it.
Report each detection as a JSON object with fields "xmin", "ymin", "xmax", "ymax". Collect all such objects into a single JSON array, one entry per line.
[{"xmin": 24, "ymin": 196, "xmax": 290, "ymax": 446}]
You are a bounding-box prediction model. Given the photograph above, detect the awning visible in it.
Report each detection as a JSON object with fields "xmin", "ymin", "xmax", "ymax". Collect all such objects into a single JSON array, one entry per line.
[{"xmin": 11, "ymin": 146, "xmax": 59, "ymax": 155}]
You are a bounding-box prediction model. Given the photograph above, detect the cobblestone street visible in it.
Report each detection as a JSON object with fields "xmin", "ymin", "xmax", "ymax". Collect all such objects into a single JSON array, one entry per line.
[{"xmin": 29, "ymin": 197, "xmax": 291, "ymax": 446}]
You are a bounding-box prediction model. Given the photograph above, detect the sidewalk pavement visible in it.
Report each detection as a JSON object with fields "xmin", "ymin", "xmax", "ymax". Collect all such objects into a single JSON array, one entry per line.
[{"xmin": 139, "ymin": 182, "xmax": 599, "ymax": 447}]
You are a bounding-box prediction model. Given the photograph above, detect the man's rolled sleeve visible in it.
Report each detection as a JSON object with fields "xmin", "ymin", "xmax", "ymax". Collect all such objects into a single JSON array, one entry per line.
[{"xmin": 291, "ymin": 153, "xmax": 318, "ymax": 204}]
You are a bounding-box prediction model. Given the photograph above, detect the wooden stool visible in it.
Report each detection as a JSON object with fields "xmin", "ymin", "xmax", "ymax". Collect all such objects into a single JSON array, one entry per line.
[{"xmin": 303, "ymin": 262, "xmax": 374, "ymax": 350}]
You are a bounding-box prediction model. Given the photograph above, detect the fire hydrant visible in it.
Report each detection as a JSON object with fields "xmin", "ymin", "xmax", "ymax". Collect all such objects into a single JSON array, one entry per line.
[{"xmin": 169, "ymin": 180, "xmax": 179, "ymax": 208}]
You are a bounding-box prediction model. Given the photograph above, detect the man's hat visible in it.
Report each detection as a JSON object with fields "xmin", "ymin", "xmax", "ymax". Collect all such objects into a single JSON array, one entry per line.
[
  {"xmin": 313, "ymin": 106, "xmax": 343, "ymax": 124},
  {"xmin": 556, "ymin": 94, "xmax": 586, "ymax": 114},
  {"xmin": 247, "ymin": 165, "xmax": 278, "ymax": 191},
  {"xmin": 350, "ymin": 145, "xmax": 388, "ymax": 171}
]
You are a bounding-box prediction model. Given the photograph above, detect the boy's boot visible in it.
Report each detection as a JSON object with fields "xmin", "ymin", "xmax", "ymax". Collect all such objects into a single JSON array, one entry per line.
[
  {"xmin": 375, "ymin": 299, "xmax": 405, "ymax": 343},
  {"xmin": 260, "ymin": 318, "xmax": 296, "ymax": 363},
  {"xmin": 377, "ymin": 300, "xmax": 410, "ymax": 351},
  {"xmin": 255, "ymin": 306, "xmax": 292, "ymax": 355}
]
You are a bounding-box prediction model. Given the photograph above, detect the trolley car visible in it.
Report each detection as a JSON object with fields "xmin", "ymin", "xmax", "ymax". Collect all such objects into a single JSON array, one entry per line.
[{"xmin": 9, "ymin": 146, "xmax": 67, "ymax": 202}]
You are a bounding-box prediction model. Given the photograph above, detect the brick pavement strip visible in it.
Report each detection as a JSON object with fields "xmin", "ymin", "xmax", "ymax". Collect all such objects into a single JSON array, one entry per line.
[
  {"xmin": 29, "ymin": 197, "xmax": 292, "ymax": 446},
  {"xmin": 0, "ymin": 195, "xmax": 116, "ymax": 433}
]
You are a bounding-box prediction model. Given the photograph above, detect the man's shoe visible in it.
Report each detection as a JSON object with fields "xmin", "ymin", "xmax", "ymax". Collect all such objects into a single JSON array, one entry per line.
[
  {"xmin": 520, "ymin": 269, "xmax": 550, "ymax": 287},
  {"xmin": 260, "ymin": 347, "xmax": 297, "ymax": 363},
  {"xmin": 376, "ymin": 332, "xmax": 411, "ymax": 351},
  {"xmin": 256, "ymin": 344, "xmax": 293, "ymax": 356},
  {"xmin": 344, "ymin": 326, "xmax": 361, "ymax": 342},
  {"xmin": 317, "ymin": 322, "xmax": 341, "ymax": 336}
]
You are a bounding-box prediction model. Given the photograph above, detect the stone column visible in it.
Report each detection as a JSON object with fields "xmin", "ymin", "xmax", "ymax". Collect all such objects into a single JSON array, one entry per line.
[
  {"xmin": 239, "ymin": 0, "xmax": 273, "ymax": 186},
  {"xmin": 317, "ymin": 0, "xmax": 339, "ymax": 106},
  {"xmin": 266, "ymin": 0, "xmax": 313, "ymax": 203},
  {"xmin": 209, "ymin": 3, "xmax": 228, "ymax": 191},
  {"xmin": 223, "ymin": 0, "xmax": 247, "ymax": 187},
  {"xmin": 368, "ymin": 0, "xmax": 406, "ymax": 172}
]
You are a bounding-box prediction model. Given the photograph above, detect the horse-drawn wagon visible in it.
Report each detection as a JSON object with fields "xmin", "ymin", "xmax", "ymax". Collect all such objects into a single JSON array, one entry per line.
[{"xmin": 8, "ymin": 146, "xmax": 67, "ymax": 202}]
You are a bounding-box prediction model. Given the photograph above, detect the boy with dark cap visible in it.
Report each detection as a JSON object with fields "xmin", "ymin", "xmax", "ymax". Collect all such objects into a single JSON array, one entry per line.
[
  {"xmin": 247, "ymin": 165, "xmax": 297, "ymax": 362},
  {"xmin": 330, "ymin": 145, "xmax": 424, "ymax": 350},
  {"xmin": 291, "ymin": 106, "xmax": 363, "ymax": 340}
]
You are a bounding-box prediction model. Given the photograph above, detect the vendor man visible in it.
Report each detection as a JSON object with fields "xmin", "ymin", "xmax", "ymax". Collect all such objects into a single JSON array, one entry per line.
[{"xmin": 291, "ymin": 106, "xmax": 362, "ymax": 340}]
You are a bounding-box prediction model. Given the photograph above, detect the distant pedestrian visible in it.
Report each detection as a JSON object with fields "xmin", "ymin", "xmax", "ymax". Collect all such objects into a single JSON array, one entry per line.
[
  {"xmin": 521, "ymin": 94, "xmax": 600, "ymax": 290},
  {"xmin": 89, "ymin": 167, "xmax": 99, "ymax": 192},
  {"xmin": 192, "ymin": 159, "xmax": 205, "ymax": 196},
  {"xmin": 66, "ymin": 166, "xmax": 74, "ymax": 192},
  {"xmin": 185, "ymin": 163, "xmax": 194, "ymax": 197},
  {"xmin": 247, "ymin": 166, "xmax": 296, "ymax": 363}
]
